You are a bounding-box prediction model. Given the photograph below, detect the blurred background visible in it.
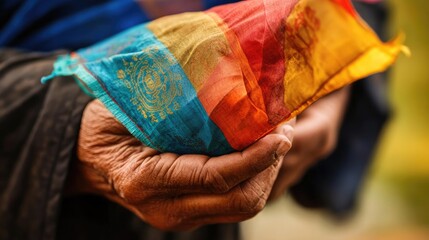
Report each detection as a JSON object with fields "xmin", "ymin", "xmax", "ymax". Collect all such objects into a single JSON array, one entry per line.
[{"xmin": 242, "ymin": 0, "xmax": 429, "ymax": 239}]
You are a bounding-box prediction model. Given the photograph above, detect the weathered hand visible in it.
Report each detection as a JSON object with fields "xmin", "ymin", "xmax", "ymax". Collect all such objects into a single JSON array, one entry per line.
[
  {"xmin": 70, "ymin": 100, "xmax": 293, "ymax": 231},
  {"xmin": 269, "ymin": 87, "xmax": 350, "ymax": 201}
]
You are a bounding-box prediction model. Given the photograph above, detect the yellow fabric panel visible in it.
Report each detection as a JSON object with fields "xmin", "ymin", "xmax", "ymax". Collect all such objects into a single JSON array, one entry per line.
[
  {"xmin": 147, "ymin": 12, "xmax": 231, "ymax": 91},
  {"xmin": 282, "ymin": 0, "xmax": 404, "ymax": 116},
  {"xmin": 290, "ymin": 35, "xmax": 406, "ymax": 119}
]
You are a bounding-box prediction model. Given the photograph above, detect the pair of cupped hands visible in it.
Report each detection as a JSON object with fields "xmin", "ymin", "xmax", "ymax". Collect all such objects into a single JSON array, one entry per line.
[{"xmin": 68, "ymin": 88, "xmax": 349, "ymax": 231}]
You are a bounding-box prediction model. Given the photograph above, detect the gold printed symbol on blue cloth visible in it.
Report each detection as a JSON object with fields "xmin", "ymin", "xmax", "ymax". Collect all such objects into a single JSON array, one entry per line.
[{"xmin": 118, "ymin": 46, "xmax": 183, "ymax": 122}]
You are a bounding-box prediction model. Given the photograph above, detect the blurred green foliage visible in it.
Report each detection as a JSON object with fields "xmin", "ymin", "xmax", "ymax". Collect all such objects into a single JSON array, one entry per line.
[
  {"xmin": 375, "ymin": 0, "xmax": 429, "ymax": 176},
  {"xmin": 374, "ymin": 0, "xmax": 429, "ymax": 227}
]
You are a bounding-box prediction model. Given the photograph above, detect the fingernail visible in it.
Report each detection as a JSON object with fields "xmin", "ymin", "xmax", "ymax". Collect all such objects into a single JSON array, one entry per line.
[
  {"xmin": 276, "ymin": 141, "xmax": 290, "ymax": 157},
  {"xmin": 283, "ymin": 125, "xmax": 294, "ymax": 142}
]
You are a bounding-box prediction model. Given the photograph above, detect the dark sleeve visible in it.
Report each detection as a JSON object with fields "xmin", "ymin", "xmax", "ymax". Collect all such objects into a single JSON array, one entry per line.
[
  {"xmin": 0, "ymin": 49, "xmax": 240, "ymax": 240},
  {"xmin": 0, "ymin": 49, "xmax": 91, "ymax": 240},
  {"xmin": 289, "ymin": 2, "xmax": 390, "ymax": 216}
]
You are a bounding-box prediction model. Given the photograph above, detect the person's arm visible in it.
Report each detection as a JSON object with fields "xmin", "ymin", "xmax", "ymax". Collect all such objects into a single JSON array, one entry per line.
[
  {"xmin": 68, "ymin": 100, "xmax": 294, "ymax": 231},
  {"xmin": 269, "ymin": 87, "xmax": 350, "ymax": 200}
]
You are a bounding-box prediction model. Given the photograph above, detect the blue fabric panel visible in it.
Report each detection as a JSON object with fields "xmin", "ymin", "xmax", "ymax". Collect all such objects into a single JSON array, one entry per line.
[{"xmin": 43, "ymin": 24, "xmax": 234, "ymax": 155}]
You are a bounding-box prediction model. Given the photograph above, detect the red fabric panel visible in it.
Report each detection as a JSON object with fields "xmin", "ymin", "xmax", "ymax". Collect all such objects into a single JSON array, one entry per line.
[{"xmin": 208, "ymin": 0, "xmax": 299, "ymax": 124}]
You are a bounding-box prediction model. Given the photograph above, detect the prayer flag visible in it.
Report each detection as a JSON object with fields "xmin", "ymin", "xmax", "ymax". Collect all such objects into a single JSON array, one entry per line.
[{"xmin": 43, "ymin": 0, "xmax": 406, "ymax": 155}]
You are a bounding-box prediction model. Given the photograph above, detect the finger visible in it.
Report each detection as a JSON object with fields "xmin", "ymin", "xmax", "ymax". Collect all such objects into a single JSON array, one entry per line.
[
  {"xmin": 268, "ymin": 152, "xmax": 300, "ymax": 200},
  {"xmin": 269, "ymin": 117, "xmax": 324, "ymax": 200},
  {"xmin": 293, "ymin": 118, "xmax": 323, "ymax": 151},
  {"xmin": 155, "ymin": 158, "xmax": 283, "ymax": 230},
  {"xmin": 269, "ymin": 123, "xmax": 325, "ymax": 200},
  {"xmin": 205, "ymin": 129, "xmax": 291, "ymax": 188},
  {"xmin": 147, "ymin": 129, "xmax": 291, "ymax": 196},
  {"xmin": 271, "ymin": 118, "xmax": 296, "ymax": 139},
  {"xmin": 270, "ymin": 117, "xmax": 321, "ymax": 192},
  {"xmin": 269, "ymin": 154, "xmax": 311, "ymax": 201}
]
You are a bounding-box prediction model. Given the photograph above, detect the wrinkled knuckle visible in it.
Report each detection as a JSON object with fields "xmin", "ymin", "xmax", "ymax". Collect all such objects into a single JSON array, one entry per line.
[
  {"xmin": 114, "ymin": 178, "xmax": 132, "ymax": 200},
  {"xmin": 202, "ymin": 167, "xmax": 230, "ymax": 193},
  {"xmin": 253, "ymin": 198, "xmax": 267, "ymax": 214},
  {"xmin": 114, "ymin": 177, "xmax": 144, "ymax": 204},
  {"xmin": 210, "ymin": 181, "xmax": 230, "ymax": 194},
  {"xmin": 243, "ymin": 197, "xmax": 266, "ymax": 215},
  {"xmin": 77, "ymin": 134, "xmax": 110, "ymax": 162},
  {"xmin": 238, "ymin": 191, "xmax": 267, "ymax": 215}
]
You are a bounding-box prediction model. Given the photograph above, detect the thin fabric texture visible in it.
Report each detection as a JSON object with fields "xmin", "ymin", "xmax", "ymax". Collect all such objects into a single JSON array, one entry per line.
[{"xmin": 43, "ymin": 0, "xmax": 405, "ymax": 155}]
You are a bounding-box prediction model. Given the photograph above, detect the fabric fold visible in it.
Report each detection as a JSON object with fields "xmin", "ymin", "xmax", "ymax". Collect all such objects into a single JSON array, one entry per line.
[{"xmin": 42, "ymin": 0, "xmax": 405, "ymax": 155}]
